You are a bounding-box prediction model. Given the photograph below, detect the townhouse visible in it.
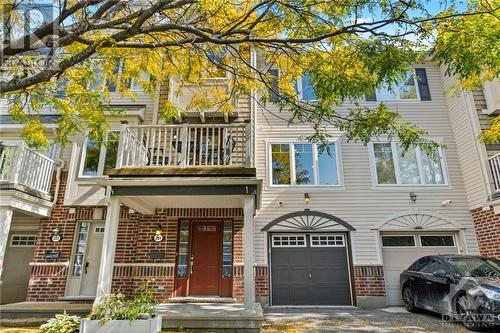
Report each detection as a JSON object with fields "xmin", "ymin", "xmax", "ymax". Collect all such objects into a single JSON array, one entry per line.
[{"xmin": 0, "ymin": 54, "xmax": 497, "ymax": 310}]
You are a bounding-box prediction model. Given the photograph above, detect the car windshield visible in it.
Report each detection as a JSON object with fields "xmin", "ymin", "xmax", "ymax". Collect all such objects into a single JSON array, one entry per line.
[{"xmin": 449, "ymin": 258, "xmax": 500, "ymax": 277}]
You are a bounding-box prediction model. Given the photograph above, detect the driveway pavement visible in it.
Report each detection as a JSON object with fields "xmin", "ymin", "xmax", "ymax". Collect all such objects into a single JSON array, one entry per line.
[{"xmin": 263, "ymin": 307, "xmax": 483, "ymax": 333}]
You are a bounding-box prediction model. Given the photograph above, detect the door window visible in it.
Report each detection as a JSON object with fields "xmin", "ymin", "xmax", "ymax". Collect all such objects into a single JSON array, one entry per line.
[
  {"xmin": 222, "ymin": 220, "xmax": 233, "ymax": 278},
  {"xmin": 176, "ymin": 220, "xmax": 190, "ymax": 278},
  {"xmin": 381, "ymin": 235, "xmax": 416, "ymax": 247},
  {"xmin": 271, "ymin": 235, "xmax": 306, "ymax": 247},
  {"xmin": 310, "ymin": 234, "xmax": 344, "ymax": 247},
  {"xmin": 420, "ymin": 235, "xmax": 455, "ymax": 247},
  {"xmin": 72, "ymin": 223, "xmax": 89, "ymax": 277}
]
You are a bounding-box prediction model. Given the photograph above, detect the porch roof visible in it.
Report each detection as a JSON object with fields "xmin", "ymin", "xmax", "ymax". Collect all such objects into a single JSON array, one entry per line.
[{"xmin": 99, "ymin": 176, "xmax": 262, "ymax": 214}]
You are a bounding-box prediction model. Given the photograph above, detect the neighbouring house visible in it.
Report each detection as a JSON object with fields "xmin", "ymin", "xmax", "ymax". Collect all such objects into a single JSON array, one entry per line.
[
  {"xmin": 0, "ymin": 53, "xmax": 496, "ymax": 310},
  {"xmin": 442, "ymin": 77, "xmax": 500, "ymax": 260}
]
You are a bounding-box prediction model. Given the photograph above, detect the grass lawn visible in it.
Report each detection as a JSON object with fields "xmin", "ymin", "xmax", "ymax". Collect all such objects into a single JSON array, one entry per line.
[{"xmin": 0, "ymin": 329, "xmax": 40, "ymax": 333}]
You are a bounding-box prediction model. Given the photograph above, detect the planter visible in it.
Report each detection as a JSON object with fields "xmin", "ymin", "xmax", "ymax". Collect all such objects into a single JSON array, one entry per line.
[{"xmin": 80, "ymin": 316, "xmax": 162, "ymax": 333}]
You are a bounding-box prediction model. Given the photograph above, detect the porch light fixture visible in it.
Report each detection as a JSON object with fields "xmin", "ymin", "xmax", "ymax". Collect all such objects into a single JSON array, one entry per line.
[
  {"xmin": 304, "ymin": 193, "xmax": 310, "ymax": 204},
  {"xmin": 51, "ymin": 225, "xmax": 62, "ymax": 243},
  {"xmin": 409, "ymin": 192, "xmax": 417, "ymax": 202},
  {"xmin": 153, "ymin": 224, "xmax": 164, "ymax": 242}
]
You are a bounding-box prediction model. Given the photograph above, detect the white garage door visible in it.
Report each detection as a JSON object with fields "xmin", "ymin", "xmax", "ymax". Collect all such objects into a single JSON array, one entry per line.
[{"xmin": 381, "ymin": 232, "xmax": 459, "ymax": 305}]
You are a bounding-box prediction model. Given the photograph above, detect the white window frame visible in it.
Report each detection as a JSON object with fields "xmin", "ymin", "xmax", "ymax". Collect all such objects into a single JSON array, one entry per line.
[
  {"xmin": 268, "ymin": 141, "xmax": 342, "ymax": 187},
  {"xmin": 368, "ymin": 141, "xmax": 448, "ymax": 187},
  {"xmin": 271, "ymin": 234, "xmax": 307, "ymax": 248},
  {"xmin": 10, "ymin": 234, "xmax": 37, "ymax": 247},
  {"xmin": 310, "ymin": 234, "xmax": 345, "ymax": 247},
  {"xmin": 79, "ymin": 130, "xmax": 119, "ymax": 178},
  {"xmin": 381, "ymin": 235, "xmax": 417, "ymax": 248},
  {"xmin": 374, "ymin": 69, "xmax": 420, "ymax": 102},
  {"xmin": 419, "ymin": 234, "xmax": 456, "ymax": 247},
  {"xmin": 296, "ymin": 75, "xmax": 318, "ymax": 101}
]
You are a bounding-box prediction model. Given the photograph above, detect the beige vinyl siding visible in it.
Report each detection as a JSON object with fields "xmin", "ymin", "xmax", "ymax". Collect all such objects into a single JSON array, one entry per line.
[
  {"xmin": 440, "ymin": 67, "xmax": 490, "ymax": 209},
  {"xmin": 254, "ymin": 62, "xmax": 480, "ymax": 265}
]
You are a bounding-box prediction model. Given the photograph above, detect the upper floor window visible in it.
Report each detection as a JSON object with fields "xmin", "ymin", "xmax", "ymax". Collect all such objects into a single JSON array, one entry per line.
[
  {"xmin": 295, "ymin": 75, "xmax": 317, "ymax": 101},
  {"xmin": 370, "ymin": 142, "xmax": 447, "ymax": 186},
  {"xmin": 375, "ymin": 71, "xmax": 418, "ymax": 101},
  {"xmin": 366, "ymin": 68, "xmax": 431, "ymax": 102},
  {"xmin": 89, "ymin": 60, "xmax": 149, "ymax": 92},
  {"xmin": 269, "ymin": 142, "xmax": 340, "ymax": 186},
  {"xmin": 81, "ymin": 131, "xmax": 119, "ymax": 177}
]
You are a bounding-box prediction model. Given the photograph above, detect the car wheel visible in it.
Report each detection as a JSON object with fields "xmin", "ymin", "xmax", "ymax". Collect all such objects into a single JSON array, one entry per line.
[
  {"xmin": 403, "ymin": 287, "xmax": 417, "ymax": 312},
  {"xmin": 456, "ymin": 295, "xmax": 482, "ymax": 331}
]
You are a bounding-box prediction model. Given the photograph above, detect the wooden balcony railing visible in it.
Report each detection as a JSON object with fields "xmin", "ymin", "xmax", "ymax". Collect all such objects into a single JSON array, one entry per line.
[
  {"xmin": 0, "ymin": 143, "xmax": 57, "ymax": 194},
  {"xmin": 116, "ymin": 123, "xmax": 252, "ymax": 168},
  {"xmin": 489, "ymin": 153, "xmax": 500, "ymax": 194}
]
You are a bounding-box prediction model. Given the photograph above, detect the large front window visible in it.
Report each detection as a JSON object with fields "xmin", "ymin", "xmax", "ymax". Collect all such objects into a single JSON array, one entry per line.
[
  {"xmin": 371, "ymin": 142, "xmax": 446, "ymax": 185},
  {"xmin": 81, "ymin": 131, "xmax": 119, "ymax": 177},
  {"xmin": 270, "ymin": 142, "xmax": 340, "ymax": 186}
]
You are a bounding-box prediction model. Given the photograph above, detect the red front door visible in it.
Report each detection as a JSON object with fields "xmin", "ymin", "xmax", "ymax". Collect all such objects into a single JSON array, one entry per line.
[{"xmin": 189, "ymin": 222, "xmax": 221, "ymax": 296}]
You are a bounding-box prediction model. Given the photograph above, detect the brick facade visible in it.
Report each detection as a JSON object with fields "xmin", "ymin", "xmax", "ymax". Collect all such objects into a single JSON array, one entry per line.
[
  {"xmin": 353, "ymin": 266, "xmax": 385, "ymax": 297},
  {"xmin": 471, "ymin": 207, "xmax": 500, "ymax": 259}
]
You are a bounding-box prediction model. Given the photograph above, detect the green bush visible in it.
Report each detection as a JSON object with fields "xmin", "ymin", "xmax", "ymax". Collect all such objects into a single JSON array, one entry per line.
[
  {"xmin": 90, "ymin": 279, "xmax": 159, "ymax": 322},
  {"xmin": 40, "ymin": 311, "xmax": 80, "ymax": 333}
]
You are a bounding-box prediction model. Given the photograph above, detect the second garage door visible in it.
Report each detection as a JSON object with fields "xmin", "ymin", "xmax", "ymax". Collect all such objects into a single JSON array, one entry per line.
[
  {"xmin": 381, "ymin": 232, "xmax": 459, "ymax": 305},
  {"xmin": 270, "ymin": 233, "xmax": 353, "ymax": 306}
]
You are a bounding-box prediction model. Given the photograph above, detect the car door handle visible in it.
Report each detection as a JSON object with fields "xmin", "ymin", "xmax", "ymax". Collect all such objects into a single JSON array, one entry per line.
[
  {"xmin": 308, "ymin": 273, "xmax": 312, "ymax": 278},
  {"xmin": 409, "ymin": 277, "xmax": 415, "ymax": 280},
  {"xmin": 426, "ymin": 281, "xmax": 432, "ymax": 285}
]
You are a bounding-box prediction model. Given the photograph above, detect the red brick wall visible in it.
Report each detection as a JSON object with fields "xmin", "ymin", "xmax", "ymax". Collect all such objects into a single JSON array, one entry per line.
[
  {"xmin": 354, "ymin": 266, "xmax": 385, "ymax": 297},
  {"xmin": 471, "ymin": 207, "xmax": 500, "ymax": 259}
]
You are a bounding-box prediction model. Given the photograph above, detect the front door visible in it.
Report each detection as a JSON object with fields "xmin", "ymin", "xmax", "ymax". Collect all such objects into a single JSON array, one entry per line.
[
  {"xmin": 189, "ymin": 221, "xmax": 221, "ymax": 296},
  {"xmin": 66, "ymin": 222, "xmax": 105, "ymax": 297}
]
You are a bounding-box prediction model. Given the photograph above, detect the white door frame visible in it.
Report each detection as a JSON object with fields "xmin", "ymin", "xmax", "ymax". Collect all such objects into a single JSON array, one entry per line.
[{"xmin": 65, "ymin": 220, "xmax": 105, "ymax": 297}]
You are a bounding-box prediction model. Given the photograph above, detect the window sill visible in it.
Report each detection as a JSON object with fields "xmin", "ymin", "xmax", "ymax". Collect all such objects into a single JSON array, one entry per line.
[{"xmin": 370, "ymin": 184, "xmax": 452, "ymax": 191}]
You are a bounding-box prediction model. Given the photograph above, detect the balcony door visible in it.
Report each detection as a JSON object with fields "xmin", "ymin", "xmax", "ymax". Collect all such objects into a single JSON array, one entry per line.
[{"xmin": 66, "ymin": 221, "xmax": 105, "ymax": 297}]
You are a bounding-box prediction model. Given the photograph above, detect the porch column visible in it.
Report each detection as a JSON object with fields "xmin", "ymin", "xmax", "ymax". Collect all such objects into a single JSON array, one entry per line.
[
  {"xmin": 243, "ymin": 196, "xmax": 255, "ymax": 310},
  {"xmin": 0, "ymin": 208, "xmax": 13, "ymax": 284},
  {"xmin": 94, "ymin": 197, "xmax": 120, "ymax": 306}
]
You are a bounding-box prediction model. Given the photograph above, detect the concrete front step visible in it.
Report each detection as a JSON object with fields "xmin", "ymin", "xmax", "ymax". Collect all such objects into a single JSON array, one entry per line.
[
  {"xmin": 0, "ymin": 302, "xmax": 92, "ymax": 319},
  {"xmin": 168, "ymin": 296, "xmax": 236, "ymax": 303},
  {"xmin": 158, "ymin": 303, "xmax": 263, "ymax": 332}
]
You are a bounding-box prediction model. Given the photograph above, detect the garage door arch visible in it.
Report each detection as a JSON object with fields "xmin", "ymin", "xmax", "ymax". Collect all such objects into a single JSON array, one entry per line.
[{"xmin": 264, "ymin": 210, "xmax": 356, "ymax": 306}]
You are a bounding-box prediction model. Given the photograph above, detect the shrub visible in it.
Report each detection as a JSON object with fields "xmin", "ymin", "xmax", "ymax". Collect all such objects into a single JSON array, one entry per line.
[
  {"xmin": 40, "ymin": 312, "xmax": 80, "ymax": 333},
  {"xmin": 90, "ymin": 279, "xmax": 159, "ymax": 322}
]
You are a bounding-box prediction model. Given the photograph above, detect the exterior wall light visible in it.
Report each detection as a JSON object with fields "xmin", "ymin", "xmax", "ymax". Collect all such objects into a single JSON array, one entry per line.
[
  {"xmin": 409, "ymin": 192, "xmax": 417, "ymax": 202},
  {"xmin": 304, "ymin": 193, "xmax": 310, "ymax": 204},
  {"xmin": 153, "ymin": 224, "xmax": 164, "ymax": 242},
  {"xmin": 51, "ymin": 225, "xmax": 62, "ymax": 243}
]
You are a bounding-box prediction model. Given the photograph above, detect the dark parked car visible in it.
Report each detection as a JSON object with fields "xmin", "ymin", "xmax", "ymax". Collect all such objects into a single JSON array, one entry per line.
[{"xmin": 400, "ymin": 255, "xmax": 500, "ymax": 330}]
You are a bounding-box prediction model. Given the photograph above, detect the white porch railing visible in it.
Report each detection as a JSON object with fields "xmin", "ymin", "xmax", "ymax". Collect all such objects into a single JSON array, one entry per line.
[
  {"xmin": 489, "ymin": 153, "xmax": 500, "ymax": 193},
  {"xmin": 0, "ymin": 143, "xmax": 57, "ymax": 194},
  {"xmin": 116, "ymin": 123, "xmax": 252, "ymax": 168}
]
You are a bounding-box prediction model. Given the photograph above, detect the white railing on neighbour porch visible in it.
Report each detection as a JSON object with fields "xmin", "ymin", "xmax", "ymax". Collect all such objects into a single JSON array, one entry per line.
[
  {"xmin": 489, "ymin": 153, "xmax": 500, "ymax": 193},
  {"xmin": 0, "ymin": 143, "xmax": 57, "ymax": 194},
  {"xmin": 116, "ymin": 123, "xmax": 252, "ymax": 168}
]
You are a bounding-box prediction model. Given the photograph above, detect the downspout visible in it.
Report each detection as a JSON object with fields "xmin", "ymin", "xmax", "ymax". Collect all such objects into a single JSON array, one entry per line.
[{"xmin": 51, "ymin": 159, "xmax": 65, "ymax": 207}]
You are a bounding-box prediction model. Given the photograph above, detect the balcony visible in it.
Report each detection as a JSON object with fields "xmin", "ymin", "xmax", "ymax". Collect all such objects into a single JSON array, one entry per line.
[
  {"xmin": 110, "ymin": 123, "xmax": 254, "ymax": 177},
  {"xmin": 482, "ymin": 79, "xmax": 500, "ymax": 115},
  {"xmin": 0, "ymin": 143, "xmax": 57, "ymax": 195}
]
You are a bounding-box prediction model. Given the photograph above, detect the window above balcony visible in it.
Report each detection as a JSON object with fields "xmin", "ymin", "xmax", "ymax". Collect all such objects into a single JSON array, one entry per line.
[{"xmin": 268, "ymin": 141, "xmax": 341, "ymax": 187}]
